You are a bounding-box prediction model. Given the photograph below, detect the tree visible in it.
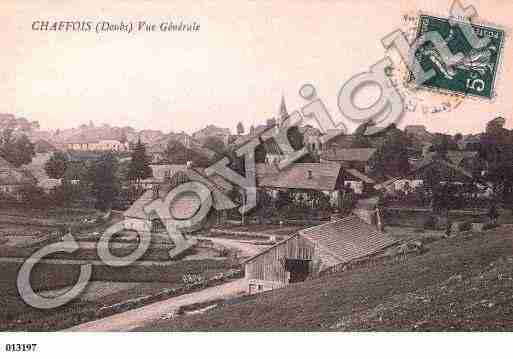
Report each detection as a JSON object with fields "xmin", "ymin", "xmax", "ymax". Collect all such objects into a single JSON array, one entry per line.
[
  {"xmin": 19, "ymin": 184, "xmax": 48, "ymax": 208},
  {"xmin": 163, "ymin": 139, "xmax": 211, "ymax": 167},
  {"xmin": 88, "ymin": 153, "xmax": 119, "ymax": 211},
  {"xmin": 236, "ymin": 122, "xmax": 245, "ymax": 135},
  {"xmin": 127, "ymin": 139, "xmax": 152, "ymax": 183},
  {"xmin": 44, "ymin": 151, "xmax": 68, "ymax": 179},
  {"xmin": 0, "ymin": 129, "xmax": 35, "ymax": 167},
  {"xmin": 287, "ymin": 126, "xmax": 304, "ymax": 151},
  {"xmin": 352, "ymin": 121, "xmax": 373, "ymax": 147},
  {"xmin": 164, "ymin": 140, "xmax": 188, "ymax": 164},
  {"xmin": 430, "ymin": 133, "xmax": 458, "ymax": 157},
  {"xmin": 479, "ymin": 117, "xmax": 513, "ymax": 208},
  {"xmin": 370, "ymin": 128, "xmax": 411, "ymax": 179}
]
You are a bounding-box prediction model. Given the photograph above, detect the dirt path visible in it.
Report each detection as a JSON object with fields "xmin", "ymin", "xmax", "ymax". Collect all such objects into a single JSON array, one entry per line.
[{"xmin": 65, "ymin": 279, "xmax": 247, "ymax": 331}]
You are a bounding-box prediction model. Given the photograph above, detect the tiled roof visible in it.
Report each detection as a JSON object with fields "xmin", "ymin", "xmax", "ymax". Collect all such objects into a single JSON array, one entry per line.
[
  {"xmin": 256, "ymin": 163, "xmax": 279, "ymax": 181},
  {"xmin": 374, "ymin": 157, "xmax": 476, "ymax": 190},
  {"xmin": 320, "ymin": 147, "xmax": 376, "ymax": 162},
  {"xmin": 345, "ymin": 168, "xmax": 376, "ymax": 184},
  {"xmin": 258, "ymin": 162, "xmax": 342, "ymax": 191},
  {"xmin": 373, "ymin": 177, "xmax": 400, "ymax": 191},
  {"xmin": 419, "ymin": 151, "xmax": 478, "ymax": 168},
  {"xmin": 299, "ymin": 215, "xmax": 396, "ymax": 263},
  {"xmin": 244, "ymin": 215, "xmax": 396, "ymax": 265},
  {"xmin": 65, "ymin": 130, "xmax": 124, "ymax": 144},
  {"xmin": 412, "ymin": 157, "xmax": 473, "ymax": 179}
]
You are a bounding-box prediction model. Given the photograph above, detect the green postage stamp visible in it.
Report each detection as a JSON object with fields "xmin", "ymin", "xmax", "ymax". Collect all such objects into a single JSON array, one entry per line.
[{"xmin": 410, "ymin": 14, "xmax": 505, "ymax": 99}]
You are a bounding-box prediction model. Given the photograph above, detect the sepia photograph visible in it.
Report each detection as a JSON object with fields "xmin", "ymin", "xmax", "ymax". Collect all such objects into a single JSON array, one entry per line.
[{"xmin": 0, "ymin": 0, "xmax": 513, "ymax": 357}]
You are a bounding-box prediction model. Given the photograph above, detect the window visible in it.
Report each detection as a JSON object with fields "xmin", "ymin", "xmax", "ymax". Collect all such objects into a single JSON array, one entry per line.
[{"xmin": 257, "ymin": 284, "xmax": 263, "ymax": 291}]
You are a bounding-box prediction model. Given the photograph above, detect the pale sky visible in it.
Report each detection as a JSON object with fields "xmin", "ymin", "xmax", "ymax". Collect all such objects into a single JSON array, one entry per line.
[{"xmin": 1, "ymin": 0, "xmax": 512, "ymax": 135}]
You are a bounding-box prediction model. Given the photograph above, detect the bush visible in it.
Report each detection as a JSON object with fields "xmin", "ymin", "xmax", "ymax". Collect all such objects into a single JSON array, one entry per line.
[
  {"xmin": 460, "ymin": 221, "xmax": 471, "ymax": 231},
  {"xmin": 19, "ymin": 185, "xmax": 49, "ymax": 207},
  {"xmin": 423, "ymin": 215, "xmax": 436, "ymax": 230}
]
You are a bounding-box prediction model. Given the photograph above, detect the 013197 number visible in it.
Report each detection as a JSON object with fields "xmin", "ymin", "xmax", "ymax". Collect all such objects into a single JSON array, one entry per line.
[{"xmin": 5, "ymin": 344, "xmax": 37, "ymax": 352}]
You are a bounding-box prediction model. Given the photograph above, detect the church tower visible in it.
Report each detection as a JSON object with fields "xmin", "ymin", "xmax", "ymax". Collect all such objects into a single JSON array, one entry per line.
[{"xmin": 278, "ymin": 95, "xmax": 289, "ymax": 127}]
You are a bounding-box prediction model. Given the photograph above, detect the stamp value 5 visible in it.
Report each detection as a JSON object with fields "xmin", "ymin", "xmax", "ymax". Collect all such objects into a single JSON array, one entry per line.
[{"xmin": 410, "ymin": 14, "xmax": 505, "ymax": 99}]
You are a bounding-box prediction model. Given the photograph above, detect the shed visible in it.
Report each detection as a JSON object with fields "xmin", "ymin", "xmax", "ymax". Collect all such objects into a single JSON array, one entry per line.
[{"xmin": 244, "ymin": 215, "xmax": 397, "ymax": 294}]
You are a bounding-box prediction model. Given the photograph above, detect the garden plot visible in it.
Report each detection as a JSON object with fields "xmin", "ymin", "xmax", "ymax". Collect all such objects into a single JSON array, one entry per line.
[
  {"xmin": 39, "ymin": 281, "xmax": 173, "ymax": 302},
  {"xmin": 0, "ymin": 257, "xmax": 238, "ymax": 330},
  {"xmin": 0, "ymin": 223, "xmax": 50, "ymax": 248}
]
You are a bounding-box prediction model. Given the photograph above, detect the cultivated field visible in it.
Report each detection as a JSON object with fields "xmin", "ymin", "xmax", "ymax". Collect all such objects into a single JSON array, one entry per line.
[
  {"xmin": 0, "ymin": 257, "xmax": 237, "ymax": 330},
  {"xmin": 0, "ymin": 213, "xmax": 239, "ymax": 331}
]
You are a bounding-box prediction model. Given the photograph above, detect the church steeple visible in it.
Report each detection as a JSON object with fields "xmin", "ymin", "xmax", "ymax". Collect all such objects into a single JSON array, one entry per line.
[{"xmin": 279, "ymin": 95, "xmax": 288, "ymax": 126}]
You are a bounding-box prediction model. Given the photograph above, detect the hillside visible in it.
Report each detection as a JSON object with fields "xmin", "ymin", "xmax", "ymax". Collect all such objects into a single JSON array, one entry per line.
[{"xmin": 142, "ymin": 225, "xmax": 513, "ymax": 331}]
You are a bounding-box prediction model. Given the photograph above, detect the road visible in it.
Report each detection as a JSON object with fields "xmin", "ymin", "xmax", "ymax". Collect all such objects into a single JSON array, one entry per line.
[{"xmin": 66, "ymin": 279, "xmax": 247, "ymax": 331}]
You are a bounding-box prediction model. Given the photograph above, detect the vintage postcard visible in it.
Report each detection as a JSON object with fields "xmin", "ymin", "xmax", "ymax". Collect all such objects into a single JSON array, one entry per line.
[{"xmin": 0, "ymin": 0, "xmax": 513, "ymax": 357}]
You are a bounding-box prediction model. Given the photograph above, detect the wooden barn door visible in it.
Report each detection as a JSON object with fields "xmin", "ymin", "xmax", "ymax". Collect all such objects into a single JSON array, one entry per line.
[{"xmin": 285, "ymin": 259, "xmax": 311, "ymax": 283}]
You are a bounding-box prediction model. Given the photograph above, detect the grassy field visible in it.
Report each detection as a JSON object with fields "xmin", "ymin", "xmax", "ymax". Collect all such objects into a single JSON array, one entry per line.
[{"xmin": 143, "ymin": 225, "xmax": 513, "ymax": 331}]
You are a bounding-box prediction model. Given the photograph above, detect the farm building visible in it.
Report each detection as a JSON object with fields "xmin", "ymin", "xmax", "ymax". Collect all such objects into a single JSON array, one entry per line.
[
  {"xmin": 123, "ymin": 166, "xmax": 237, "ymax": 234},
  {"xmin": 136, "ymin": 164, "xmax": 233, "ymax": 195},
  {"xmin": 244, "ymin": 215, "xmax": 397, "ymax": 294},
  {"xmin": 319, "ymin": 147, "xmax": 377, "ymax": 174},
  {"xmin": 257, "ymin": 162, "xmax": 344, "ymax": 207},
  {"xmin": 256, "ymin": 162, "xmax": 376, "ymax": 205},
  {"xmin": 374, "ymin": 157, "xmax": 476, "ymax": 193}
]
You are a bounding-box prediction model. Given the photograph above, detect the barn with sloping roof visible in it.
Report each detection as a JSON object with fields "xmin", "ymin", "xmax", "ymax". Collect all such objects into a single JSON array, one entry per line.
[
  {"xmin": 374, "ymin": 157, "xmax": 478, "ymax": 193},
  {"xmin": 244, "ymin": 215, "xmax": 397, "ymax": 294},
  {"xmin": 320, "ymin": 147, "xmax": 377, "ymax": 173}
]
